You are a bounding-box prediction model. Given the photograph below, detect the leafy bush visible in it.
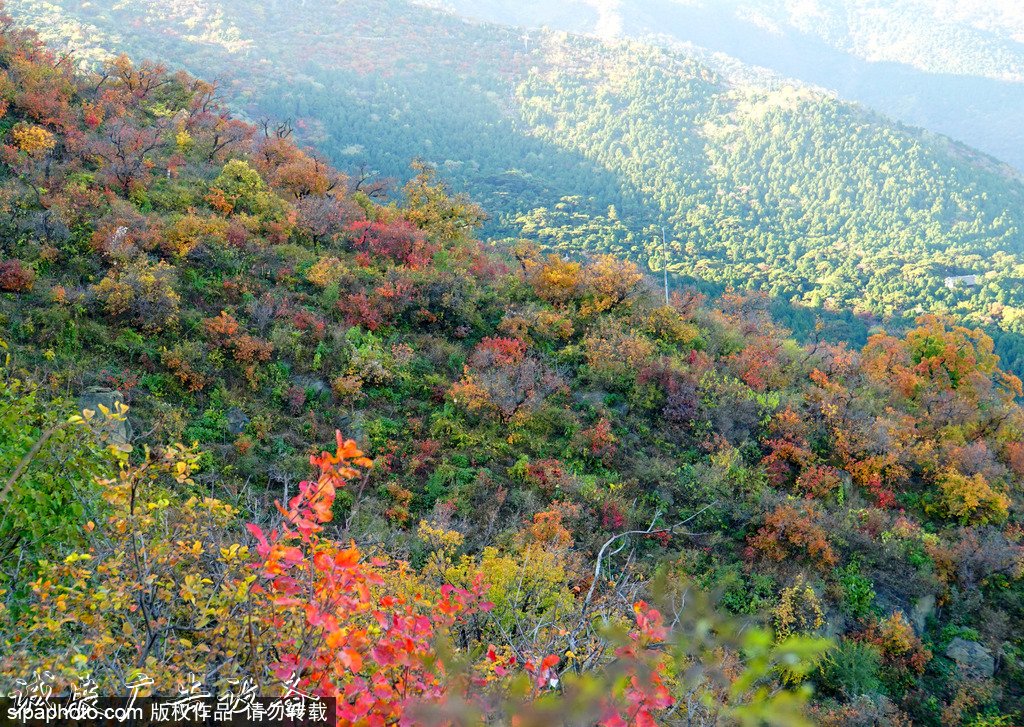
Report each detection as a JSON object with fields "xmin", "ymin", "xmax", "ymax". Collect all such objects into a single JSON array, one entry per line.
[
  {"xmin": 91, "ymin": 258, "xmax": 181, "ymax": 331},
  {"xmin": 0, "ymin": 370, "xmax": 117, "ymax": 575},
  {"xmin": 0, "ymin": 259, "xmax": 35, "ymax": 292},
  {"xmin": 183, "ymin": 405, "xmax": 230, "ymax": 444},
  {"xmin": 209, "ymin": 159, "xmax": 286, "ymax": 220},
  {"xmin": 818, "ymin": 640, "xmax": 885, "ymax": 697},
  {"xmin": 839, "ymin": 563, "xmax": 877, "ymax": 620}
]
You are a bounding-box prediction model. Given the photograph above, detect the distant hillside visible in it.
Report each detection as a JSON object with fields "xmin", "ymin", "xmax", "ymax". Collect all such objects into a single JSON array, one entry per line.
[
  {"xmin": 8, "ymin": 0, "xmax": 1024, "ymax": 374},
  {"xmin": 428, "ymin": 0, "xmax": 1024, "ymax": 172}
]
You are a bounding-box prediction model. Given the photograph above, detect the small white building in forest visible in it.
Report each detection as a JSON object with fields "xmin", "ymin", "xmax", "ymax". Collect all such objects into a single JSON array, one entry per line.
[{"xmin": 944, "ymin": 274, "xmax": 982, "ymax": 290}]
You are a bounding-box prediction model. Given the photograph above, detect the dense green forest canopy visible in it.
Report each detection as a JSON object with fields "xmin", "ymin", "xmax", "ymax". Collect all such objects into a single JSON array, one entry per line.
[{"xmin": 431, "ymin": 0, "xmax": 1024, "ymax": 173}]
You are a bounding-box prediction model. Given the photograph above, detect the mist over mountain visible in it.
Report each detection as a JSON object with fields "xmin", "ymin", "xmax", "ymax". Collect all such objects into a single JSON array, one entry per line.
[{"xmin": 425, "ymin": 0, "xmax": 1024, "ymax": 171}]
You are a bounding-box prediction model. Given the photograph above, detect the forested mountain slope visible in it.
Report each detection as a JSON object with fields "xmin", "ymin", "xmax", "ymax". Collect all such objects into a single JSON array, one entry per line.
[
  {"xmin": 429, "ymin": 0, "xmax": 1024, "ymax": 172},
  {"xmin": 0, "ymin": 8, "xmax": 1022, "ymax": 723},
  {"xmin": 9, "ymin": 0, "xmax": 1024, "ymax": 373}
]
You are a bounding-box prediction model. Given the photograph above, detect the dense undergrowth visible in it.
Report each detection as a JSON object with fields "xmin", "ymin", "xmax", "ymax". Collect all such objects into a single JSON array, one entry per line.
[{"xmin": 0, "ymin": 8, "xmax": 1021, "ymax": 724}]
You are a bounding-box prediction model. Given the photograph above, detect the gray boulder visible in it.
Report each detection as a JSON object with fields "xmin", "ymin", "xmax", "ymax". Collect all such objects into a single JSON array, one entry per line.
[
  {"xmin": 911, "ymin": 595, "xmax": 936, "ymax": 635},
  {"xmin": 78, "ymin": 389, "xmax": 132, "ymax": 444},
  {"xmin": 945, "ymin": 637, "xmax": 995, "ymax": 678},
  {"xmin": 226, "ymin": 407, "xmax": 250, "ymax": 436},
  {"xmin": 292, "ymin": 375, "xmax": 329, "ymax": 396},
  {"xmin": 573, "ymin": 390, "xmax": 607, "ymax": 408}
]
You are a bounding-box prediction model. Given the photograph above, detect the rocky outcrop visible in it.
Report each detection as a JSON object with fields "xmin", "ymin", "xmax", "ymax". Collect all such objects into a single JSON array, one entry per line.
[
  {"xmin": 911, "ymin": 595, "xmax": 935, "ymax": 635},
  {"xmin": 78, "ymin": 389, "xmax": 132, "ymax": 445},
  {"xmin": 945, "ymin": 638, "xmax": 995, "ymax": 678},
  {"xmin": 226, "ymin": 407, "xmax": 250, "ymax": 435}
]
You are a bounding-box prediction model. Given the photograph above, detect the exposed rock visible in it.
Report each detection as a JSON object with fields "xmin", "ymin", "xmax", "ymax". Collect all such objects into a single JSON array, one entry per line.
[
  {"xmin": 573, "ymin": 390, "xmax": 607, "ymax": 408},
  {"xmin": 339, "ymin": 411, "xmax": 366, "ymax": 443},
  {"xmin": 78, "ymin": 388, "xmax": 132, "ymax": 445},
  {"xmin": 911, "ymin": 595, "xmax": 936, "ymax": 635},
  {"xmin": 226, "ymin": 407, "xmax": 250, "ymax": 436},
  {"xmin": 945, "ymin": 637, "xmax": 995, "ymax": 678},
  {"xmin": 292, "ymin": 375, "xmax": 329, "ymax": 396},
  {"xmin": 821, "ymin": 608, "xmax": 847, "ymax": 640}
]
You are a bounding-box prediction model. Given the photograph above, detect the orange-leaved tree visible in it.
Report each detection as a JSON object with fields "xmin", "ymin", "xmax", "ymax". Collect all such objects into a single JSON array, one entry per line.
[
  {"xmin": 1, "ymin": 427, "xmax": 827, "ymax": 725},
  {"xmin": 246, "ymin": 431, "xmax": 494, "ymax": 723}
]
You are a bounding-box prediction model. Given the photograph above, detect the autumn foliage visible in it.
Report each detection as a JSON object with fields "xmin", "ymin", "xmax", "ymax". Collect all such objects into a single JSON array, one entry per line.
[
  {"xmin": 747, "ymin": 502, "xmax": 838, "ymax": 570},
  {"xmin": 0, "ymin": 11, "xmax": 1020, "ymax": 724},
  {"xmin": 245, "ymin": 433, "xmax": 489, "ymax": 723},
  {"xmin": 0, "ymin": 258, "xmax": 34, "ymax": 292}
]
